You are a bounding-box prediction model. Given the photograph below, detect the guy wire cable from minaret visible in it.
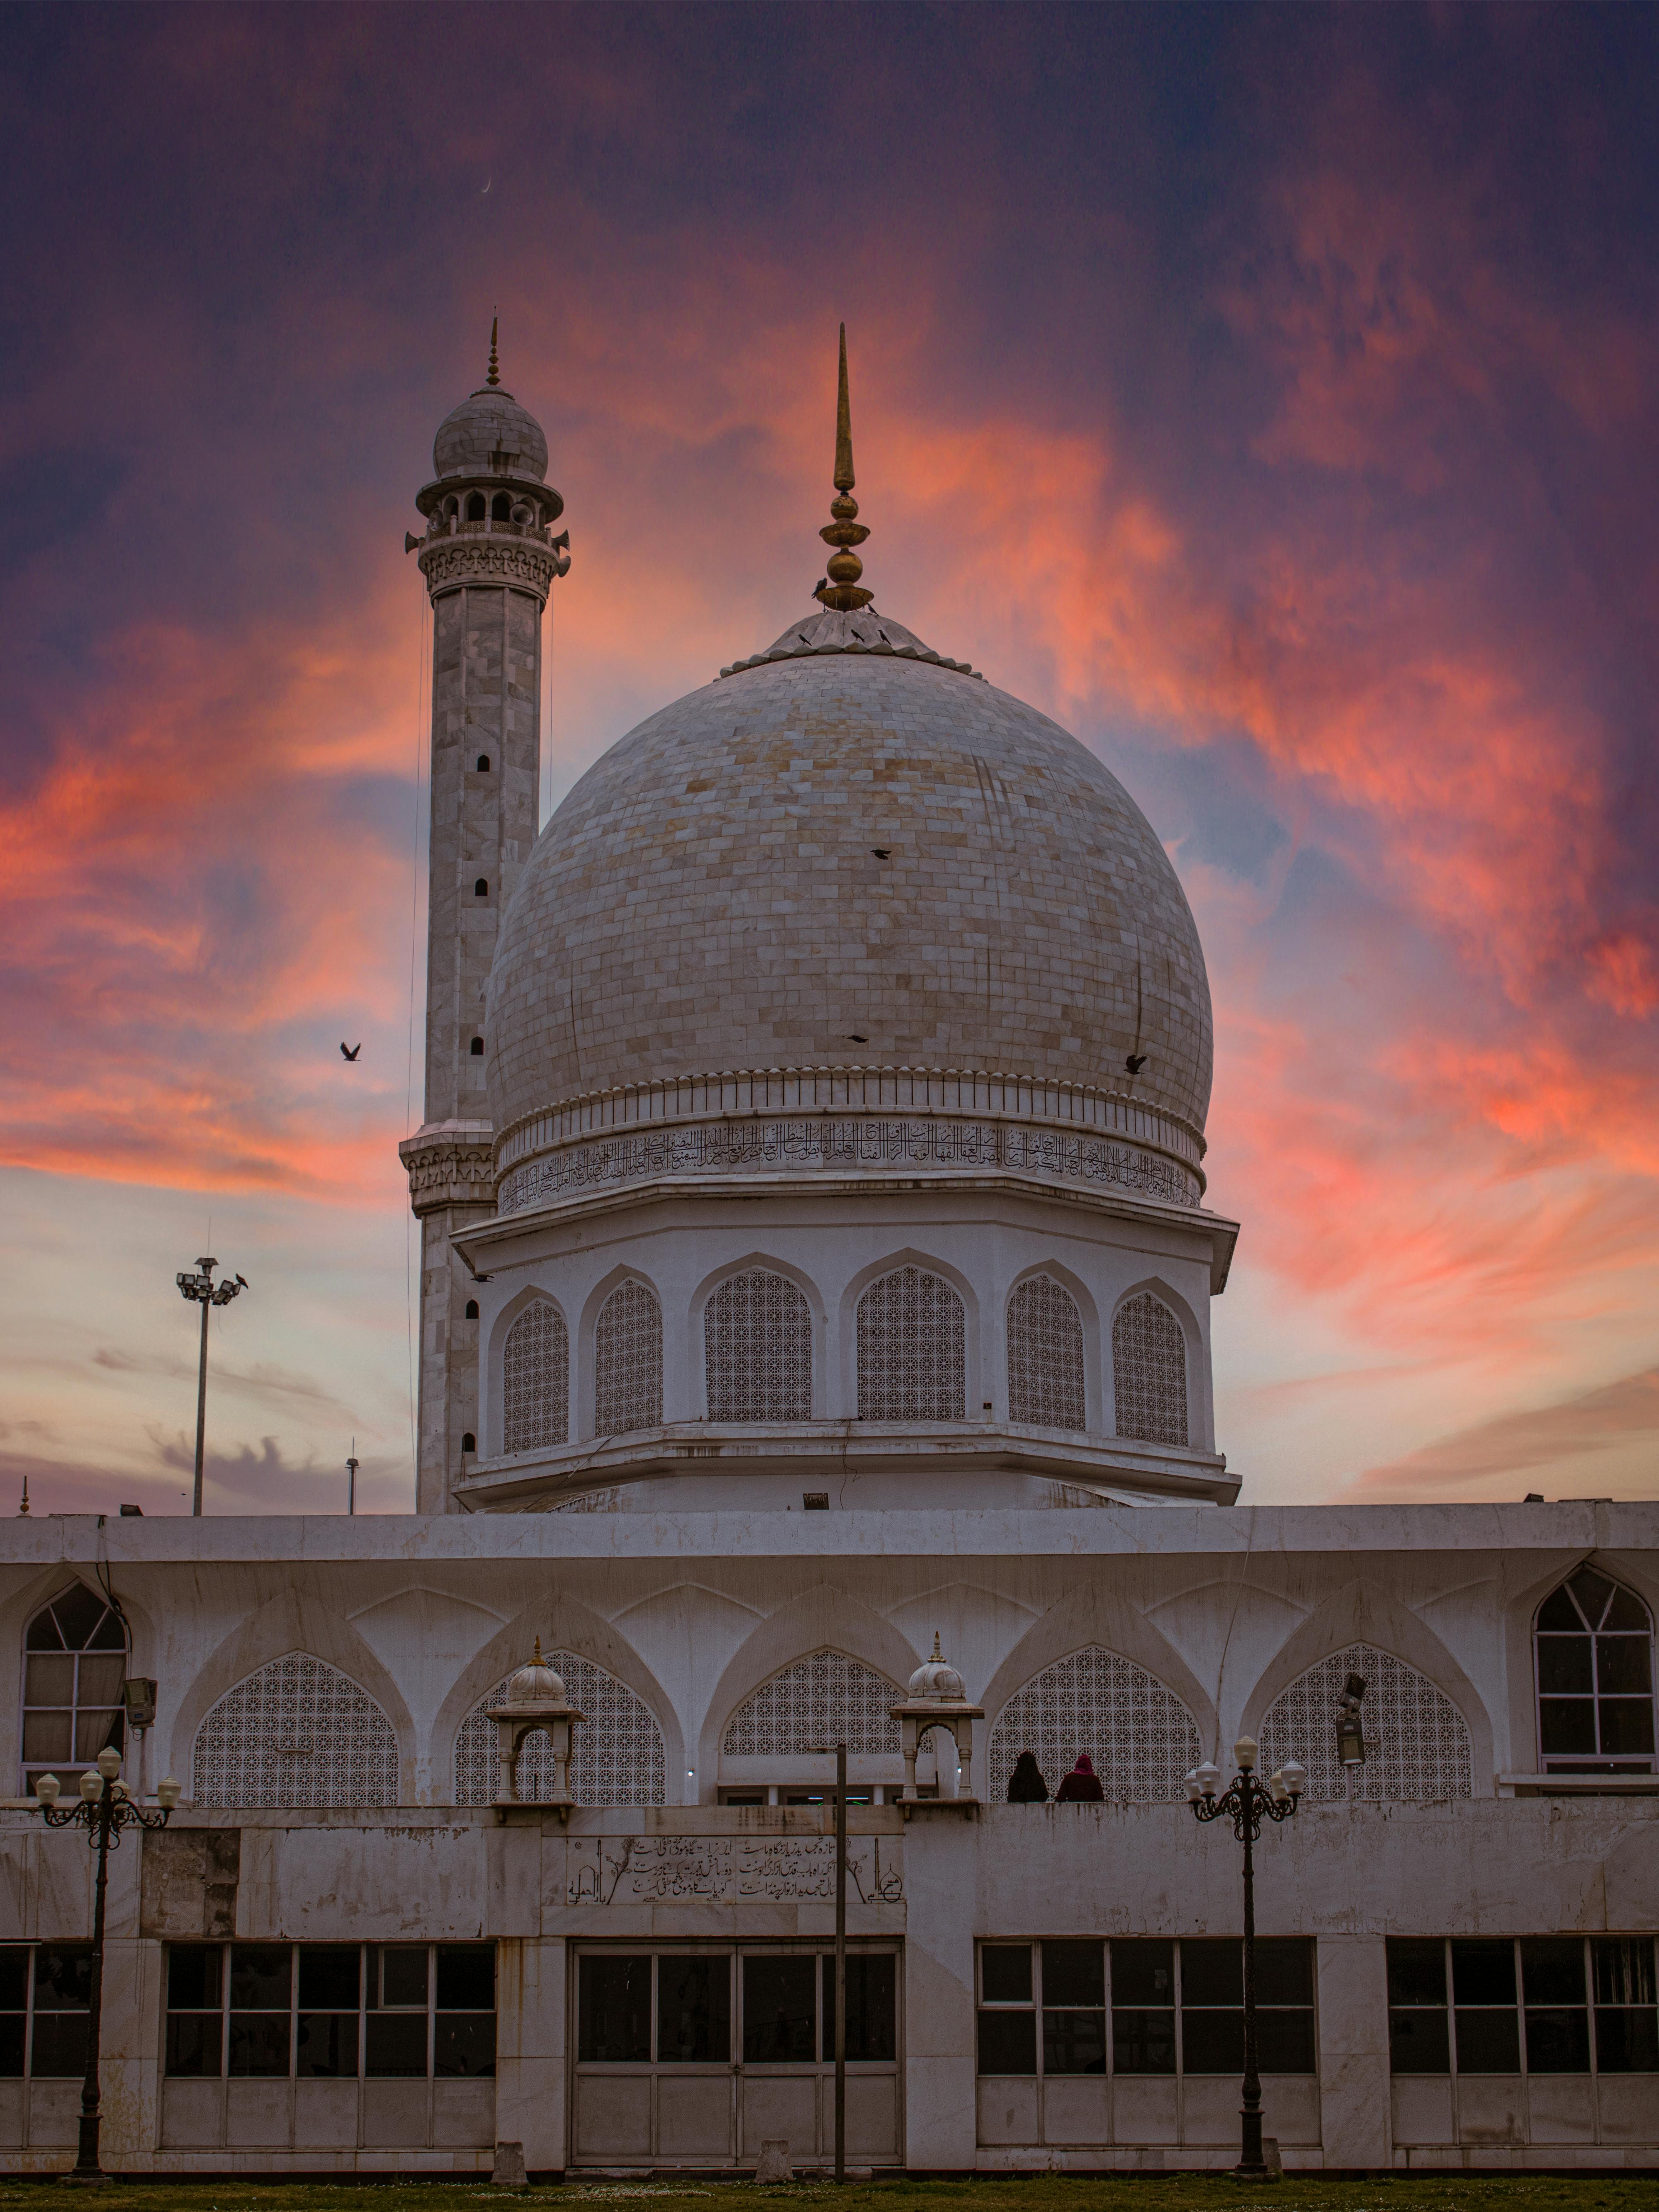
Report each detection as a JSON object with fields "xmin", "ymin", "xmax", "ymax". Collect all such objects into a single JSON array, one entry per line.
[{"xmin": 404, "ymin": 590, "xmax": 431, "ymax": 1491}]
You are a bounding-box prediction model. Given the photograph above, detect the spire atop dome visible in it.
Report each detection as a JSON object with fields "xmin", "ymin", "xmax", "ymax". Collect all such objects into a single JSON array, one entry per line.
[
  {"xmin": 814, "ymin": 323, "xmax": 873, "ymax": 613},
  {"xmin": 487, "ymin": 312, "xmax": 501, "ymax": 389}
]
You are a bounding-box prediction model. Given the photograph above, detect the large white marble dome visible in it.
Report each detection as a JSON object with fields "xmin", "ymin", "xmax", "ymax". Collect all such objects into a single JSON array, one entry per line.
[{"xmin": 487, "ymin": 604, "xmax": 1213, "ymax": 1169}]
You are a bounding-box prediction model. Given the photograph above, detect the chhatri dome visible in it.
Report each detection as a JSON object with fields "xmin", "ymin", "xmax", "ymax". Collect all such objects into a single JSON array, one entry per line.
[{"xmin": 486, "ymin": 328, "xmax": 1212, "ymax": 1196}]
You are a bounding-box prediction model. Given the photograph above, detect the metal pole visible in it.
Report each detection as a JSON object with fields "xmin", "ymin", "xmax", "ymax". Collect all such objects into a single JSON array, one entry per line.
[
  {"xmin": 834, "ymin": 1740, "xmax": 846, "ymax": 2184},
  {"xmin": 1238, "ymin": 1771, "xmax": 1264, "ymax": 2177},
  {"xmin": 191, "ymin": 1290, "xmax": 211, "ymax": 1518},
  {"xmin": 74, "ymin": 1780, "xmax": 113, "ymax": 2182},
  {"xmin": 347, "ymin": 1454, "xmax": 358, "ymax": 1516}
]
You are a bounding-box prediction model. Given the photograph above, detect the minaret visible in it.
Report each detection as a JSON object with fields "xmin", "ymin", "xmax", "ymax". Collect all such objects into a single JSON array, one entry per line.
[{"xmin": 398, "ymin": 324, "xmax": 570, "ymax": 1512}]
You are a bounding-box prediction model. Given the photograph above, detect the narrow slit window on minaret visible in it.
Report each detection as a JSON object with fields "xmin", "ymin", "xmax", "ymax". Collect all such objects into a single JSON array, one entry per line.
[
  {"xmin": 475, "ymin": 878, "xmax": 489, "ymax": 898},
  {"xmin": 491, "ymin": 493, "xmax": 511, "ymax": 522},
  {"xmin": 466, "ymin": 493, "xmax": 486, "ymax": 522},
  {"xmin": 470, "ymin": 1037, "xmax": 484, "ymax": 1056},
  {"xmin": 465, "ymin": 1300, "xmax": 479, "ymax": 1321},
  {"xmin": 476, "ymin": 754, "xmax": 491, "ymax": 772}
]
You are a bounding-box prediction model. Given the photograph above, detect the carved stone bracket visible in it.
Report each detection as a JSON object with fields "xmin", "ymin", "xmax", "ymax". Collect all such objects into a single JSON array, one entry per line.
[
  {"xmin": 400, "ymin": 1120, "xmax": 496, "ymax": 1215},
  {"xmin": 417, "ymin": 537, "xmax": 558, "ymax": 605}
]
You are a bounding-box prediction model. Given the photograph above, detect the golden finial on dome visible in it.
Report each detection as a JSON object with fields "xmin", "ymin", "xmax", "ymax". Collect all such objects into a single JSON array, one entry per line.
[
  {"xmin": 813, "ymin": 323, "xmax": 873, "ymax": 612},
  {"xmin": 487, "ymin": 312, "xmax": 500, "ymax": 389}
]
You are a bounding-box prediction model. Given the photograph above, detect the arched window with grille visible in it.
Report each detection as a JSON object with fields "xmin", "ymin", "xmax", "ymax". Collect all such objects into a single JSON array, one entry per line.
[
  {"xmin": 502, "ymin": 1298, "xmax": 569, "ymax": 1453},
  {"xmin": 856, "ymin": 1264, "xmax": 965, "ymax": 1421},
  {"xmin": 192, "ymin": 1652, "xmax": 399, "ymax": 1807},
  {"xmin": 1111, "ymin": 1290, "xmax": 1188, "ymax": 1446},
  {"xmin": 21, "ymin": 1585, "xmax": 127, "ymax": 1798},
  {"xmin": 594, "ymin": 1279, "xmax": 663, "ymax": 1435},
  {"xmin": 454, "ymin": 1651, "xmax": 666, "ymax": 1805},
  {"xmin": 1535, "ymin": 1568, "xmax": 1655, "ymax": 1774},
  {"xmin": 1258, "ymin": 1642, "xmax": 1472, "ymax": 1801},
  {"xmin": 722, "ymin": 1650, "xmax": 902, "ymax": 1761},
  {"xmin": 988, "ymin": 1645, "xmax": 1200, "ymax": 1802},
  {"xmin": 704, "ymin": 1268, "xmax": 811, "ymax": 1422},
  {"xmin": 1007, "ymin": 1273, "xmax": 1087, "ymax": 1431}
]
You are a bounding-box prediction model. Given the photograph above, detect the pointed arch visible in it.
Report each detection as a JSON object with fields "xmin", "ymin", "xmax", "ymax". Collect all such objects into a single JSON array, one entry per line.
[
  {"xmin": 192, "ymin": 1651, "xmax": 399, "ymax": 1808},
  {"xmin": 856, "ymin": 1261, "xmax": 967, "ymax": 1420},
  {"xmin": 165, "ymin": 1585, "xmax": 415, "ymax": 1796},
  {"xmin": 454, "ymin": 1650, "xmax": 667, "ymax": 1806},
  {"xmin": 1533, "ymin": 1563, "xmax": 1654, "ymax": 1773},
  {"xmin": 18, "ymin": 1580, "xmax": 128, "ymax": 1798},
  {"xmin": 593, "ymin": 1276, "xmax": 663, "ymax": 1436},
  {"xmin": 1007, "ymin": 1270, "xmax": 1089, "ymax": 1432},
  {"xmin": 988, "ymin": 1645, "xmax": 1202, "ymax": 1803},
  {"xmin": 1240, "ymin": 1578, "xmax": 1492, "ymax": 1796},
  {"xmin": 1110, "ymin": 1286, "xmax": 1189, "ymax": 1445},
  {"xmin": 722, "ymin": 1648, "xmax": 904, "ymax": 1762},
  {"xmin": 702, "ymin": 1265, "xmax": 812, "ymax": 1422},
  {"xmin": 431, "ymin": 1593, "xmax": 682, "ymax": 1802},
  {"xmin": 980, "ymin": 1582, "xmax": 1218, "ymax": 1760},
  {"xmin": 501, "ymin": 1294, "xmax": 569, "ymax": 1452},
  {"xmin": 1259, "ymin": 1643, "xmax": 1473, "ymax": 1803},
  {"xmin": 698, "ymin": 1585, "xmax": 922, "ymax": 1780}
]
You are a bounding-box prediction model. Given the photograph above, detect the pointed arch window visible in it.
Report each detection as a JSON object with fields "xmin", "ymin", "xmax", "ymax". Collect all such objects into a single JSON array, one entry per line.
[
  {"xmin": 1007, "ymin": 1273, "xmax": 1087, "ymax": 1431},
  {"xmin": 21, "ymin": 1585, "xmax": 126, "ymax": 1798},
  {"xmin": 705, "ymin": 1269, "xmax": 811, "ymax": 1422},
  {"xmin": 594, "ymin": 1279, "xmax": 663, "ymax": 1435},
  {"xmin": 1535, "ymin": 1568, "xmax": 1655, "ymax": 1773},
  {"xmin": 722, "ymin": 1649, "xmax": 902, "ymax": 1760},
  {"xmin": 1112, "ymin": 1291, "xmax": 1188, "ymax": 1446},
  {"xmin": 454, "ymin": 1650, "xmax": 666, "ymax": 1805},
  {"xmin": 502, "ymin": 1298, "xmax": 569, "ymax": 1454},
  {"xmin": 857, "ymin": 1264, "xmax": 965, "ymax": 1421},
  {"xmin": 192, "ymin": 1652, "xmax": 398, "ymax": 1807},
  {"xmin": 1259, "ymin": 1642, "xmax": 1472, "ymax": 1802},
  {"xmin": 988, "ymin": 1645, "xmax": 1200, "ymax": 1803}
]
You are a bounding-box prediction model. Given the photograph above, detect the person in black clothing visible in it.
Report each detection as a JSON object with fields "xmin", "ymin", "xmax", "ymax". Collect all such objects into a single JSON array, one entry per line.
[
  {"xmin": 1007, "ymin": 1750, "xmax": 1049, "ymax": 1802},
  {"xmin": 1054, "ymin": 1751, "xmax": 1106, "ymax": 1802}
]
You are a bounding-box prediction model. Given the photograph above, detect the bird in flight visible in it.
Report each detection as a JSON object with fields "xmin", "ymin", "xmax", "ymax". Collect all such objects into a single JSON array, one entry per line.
[
  {"xmin": 1124, "ymin": 1052, "xmax": 1147, "ymax": 1075},
  {"xmin": 340, "ymin": 1043, "xmax": 361, "ymax": 1062}
]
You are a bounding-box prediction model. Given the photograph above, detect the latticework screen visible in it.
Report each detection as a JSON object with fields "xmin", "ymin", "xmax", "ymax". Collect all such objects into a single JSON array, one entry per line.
[
  {"xmin": 1111, "ymin": 1292, "xmax": 1188, "ymax": 1446},
  {"xmin": 988, "ymin": 1644, "xmax": 1201, "ymax": 1801},
  {"xmin": 594, "ymin": 1280, "xmax": 663, "ymax": 1434},
  {"xmin": 856, "ymin": 1265, "xmax": 966, "ymax": 1421},
  {"xmin": 1258, "ymin": 1641, "xmax": 1472, "ymax": 1802},
  {"xmin": 192, "ymin": 1652, "xmax": 399, "ymax": 1808},
  {"xmin": 453, "ymin": 1650, "xmax": 667, "ymax": 1805},
  {"xmin": 1007, "ymin": 1274, "xmax": 1087, "ymax": 1431},
  {"xmin": 704, "ymin": 1268, "xmax": 811, "ymax": 1422},
  {"xmin": 503, "ymin": 1298, "xmax": 569, "ymax": 1453},
  {"xmin": 722, "ymin": 1648, "xmax": 902, "ymax": 1758}
]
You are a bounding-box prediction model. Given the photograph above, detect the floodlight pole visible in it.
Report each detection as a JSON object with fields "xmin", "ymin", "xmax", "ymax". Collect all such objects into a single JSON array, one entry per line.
[{"xmin": 175, "ymin": 1258, "xmax": 246, "ymax": 1516}]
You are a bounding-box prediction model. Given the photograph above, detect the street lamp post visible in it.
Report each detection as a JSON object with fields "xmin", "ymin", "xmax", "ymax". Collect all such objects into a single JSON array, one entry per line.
[
  {"xmin": 34, "ymin": 1752, "xmax": 181, "ymax": 2183},
  {"xmin": 1186, "ymin": 1740, "xmax": 1307, "ymax": 2180},
  {"xmin": 175, "ymin": 1258, "xmax": 246, "ymax": 1517}
]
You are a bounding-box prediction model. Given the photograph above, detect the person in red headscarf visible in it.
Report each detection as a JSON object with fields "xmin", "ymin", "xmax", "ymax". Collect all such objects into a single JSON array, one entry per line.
[{"xmin": 1054, "ymin": 1751, "xmax": 1105, "ymax": 1802}]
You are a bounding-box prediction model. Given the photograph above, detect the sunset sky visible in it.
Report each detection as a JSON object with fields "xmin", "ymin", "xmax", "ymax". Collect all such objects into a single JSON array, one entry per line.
[{"xmin": 2, "ymin": 3, "xmax": 1656, "ymax": 1517}]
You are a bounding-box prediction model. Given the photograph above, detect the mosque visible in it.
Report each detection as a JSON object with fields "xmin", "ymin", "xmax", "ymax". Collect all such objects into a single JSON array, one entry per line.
[{"xmin": 0, "ymin": 331, "xmax": 1654, "ymax": 2177}]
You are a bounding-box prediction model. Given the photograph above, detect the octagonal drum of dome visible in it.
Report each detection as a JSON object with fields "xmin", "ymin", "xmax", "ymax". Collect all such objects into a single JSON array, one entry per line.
[{"xmin": 487, "ymin": 624, "xmax": 1212, "ymax": 1211}]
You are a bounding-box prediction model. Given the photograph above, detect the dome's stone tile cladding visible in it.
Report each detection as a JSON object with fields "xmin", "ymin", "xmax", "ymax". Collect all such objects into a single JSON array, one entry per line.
[
  {"xmin": 487, "ymin": 648, "xmax": 1213, "ymax": 1142},
  {"xmin": 433, "ymin": 387, "xmax": 550, "ymax": 482}
]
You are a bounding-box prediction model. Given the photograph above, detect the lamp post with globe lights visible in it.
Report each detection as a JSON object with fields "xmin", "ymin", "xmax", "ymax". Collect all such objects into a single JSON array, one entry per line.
[
  {"xmin": 1186, "ymin": 1740, "xmax": 1307, "ymax": 2180},
  {"xmin": 34, "ymin": 1752, "xmax": 182, "ymax": 2182},
  {"xmin": 175, "ymin": 1257, "xmax": 247, "ymax": 1516}
]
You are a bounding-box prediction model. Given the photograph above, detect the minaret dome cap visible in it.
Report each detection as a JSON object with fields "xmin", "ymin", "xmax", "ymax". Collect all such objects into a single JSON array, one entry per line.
[{"xmin": 432, "ymin": 319, "xmax": 549, "ymax": 484}]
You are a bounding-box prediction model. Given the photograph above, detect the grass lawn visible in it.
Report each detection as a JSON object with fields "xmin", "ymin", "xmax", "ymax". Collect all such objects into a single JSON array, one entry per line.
[{"xmin": 0, "ymin": 2179, "xmax": 1649, "ymax": 2212}]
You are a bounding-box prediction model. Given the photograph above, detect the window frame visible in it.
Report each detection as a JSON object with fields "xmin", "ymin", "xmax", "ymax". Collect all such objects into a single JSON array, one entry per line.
[
  {"xmin": 0, "ymin": 1942, "xmax": 94, "ymax": 2081},
  {"xmin": 572, "ymin": 1940, "xmax": 902, "ymax": 2075},
  {"xmin": 161, "ymin": 1941, "xmax": 497, "ymax": 2083},
  {"xmin": 974, "ymin": 1937, "xmax": 1317, "ymax": 2085},
  {"xmin": 1533, "ymin": 1570, "xmax": 1656, "ymax": 1775},
  {"xmin": 1386, "ymin": 1935, "xmax": 1659, "ymax": 2082},
  {"xmin": 19, "ymin": 1585, "xmax": 128, "ymax": 1799}
]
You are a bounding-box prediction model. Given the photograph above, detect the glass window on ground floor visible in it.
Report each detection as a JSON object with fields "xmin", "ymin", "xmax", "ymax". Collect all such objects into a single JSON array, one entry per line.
[
  {"xmin": 974, "ymin": 1937, "xmax": 1317, "ymax": 2152},
  {"xmin": 572, "ymin": 1942, "xmax": 901, "ymax": 2167},
  {"xmin": 1388, "ymin": 1934, "xmax": 1657, "ymax": 2151},
  {"xmin": 164, "ymin": 1941, "xmax": 496, "ymax": 2080},
  {"xmin": 0, "ymin": 1945, "xmax": 92, "ymax": 2081}
]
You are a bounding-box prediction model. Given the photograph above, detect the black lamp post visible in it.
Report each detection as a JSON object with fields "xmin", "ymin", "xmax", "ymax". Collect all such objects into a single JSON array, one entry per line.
[
  {"xmin": 1186, "ymin": 1739, "xmax": 1306, "ymax": 2180},
  {"xmin": 34, "ymin": 1753, "xmax": 181, "ymax": 2182}
]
